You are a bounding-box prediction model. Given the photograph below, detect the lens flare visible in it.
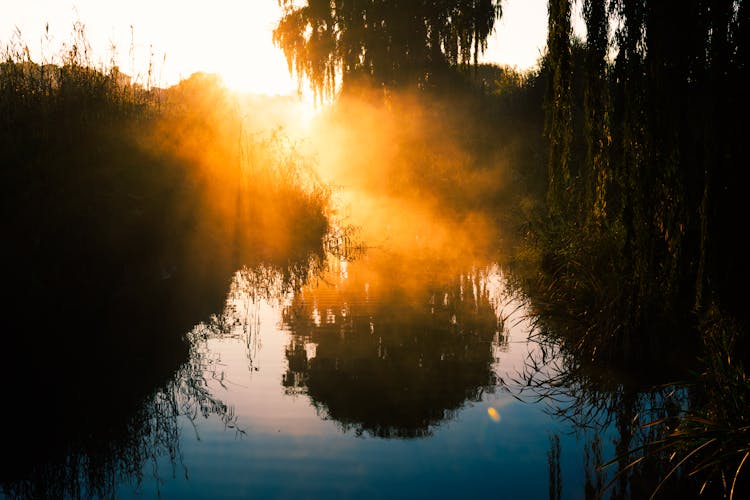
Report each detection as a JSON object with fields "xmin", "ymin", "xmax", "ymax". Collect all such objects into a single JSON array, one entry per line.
[{"xmin": 487, "ymin": 407, "xmax": 501, "ymax": 423}]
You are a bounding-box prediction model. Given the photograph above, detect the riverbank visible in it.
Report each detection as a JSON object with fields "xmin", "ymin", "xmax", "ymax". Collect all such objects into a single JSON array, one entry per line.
[{"xmin": 0, "ymin": 39, "xmax": 332, "ymax": 488}]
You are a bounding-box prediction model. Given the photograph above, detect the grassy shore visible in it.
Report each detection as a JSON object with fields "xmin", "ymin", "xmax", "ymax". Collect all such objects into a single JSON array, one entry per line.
[{"xmin": 0, "ymin": 31, "xmax": 332, "ymax": 489}]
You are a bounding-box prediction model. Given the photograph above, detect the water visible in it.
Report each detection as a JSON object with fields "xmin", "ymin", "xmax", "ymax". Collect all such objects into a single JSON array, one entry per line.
[
  {"xmin": 1, "ymin": 246, "xmax": 627, "ymax": 499},
  {"xmin": 133, "ymin": 250, "xmax": 612, "ymax": 498}
]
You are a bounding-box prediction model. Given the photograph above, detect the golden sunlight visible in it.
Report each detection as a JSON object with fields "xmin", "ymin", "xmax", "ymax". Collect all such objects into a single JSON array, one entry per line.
[
  {"xmin": 1, "ymin": 0, "xmax": 554, "ymax": 97},
  {"xmin": 160, "ymin": 1, "xmax": 298, "ymax": 95},
  {"xmin": 487, "ymin": 407, "xmax": 502, "ymax": 423},
  {"xmin": 0, "ymin": 0, "xmax": 299, "ymax": 95}
]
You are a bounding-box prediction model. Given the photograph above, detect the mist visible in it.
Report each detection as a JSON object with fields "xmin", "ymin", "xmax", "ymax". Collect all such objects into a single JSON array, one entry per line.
[{"xmin": 297, "ymin": 82, "xmax": 526, "ymax": 262}]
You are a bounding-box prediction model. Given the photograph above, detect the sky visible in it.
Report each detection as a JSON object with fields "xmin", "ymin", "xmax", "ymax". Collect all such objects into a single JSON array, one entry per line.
[{"xmin": 0, "ymin": 0, "xmax": 552, "ymax": 95}]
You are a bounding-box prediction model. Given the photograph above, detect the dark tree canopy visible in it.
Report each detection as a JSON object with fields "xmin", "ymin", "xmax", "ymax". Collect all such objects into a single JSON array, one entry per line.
[
  {"xmin": 541, "ymin": 0, "xmax": 750, "ymax": 361},
  {"xmin": 273, "ymin": 0, "xmax": 502, "ymax": 99}
]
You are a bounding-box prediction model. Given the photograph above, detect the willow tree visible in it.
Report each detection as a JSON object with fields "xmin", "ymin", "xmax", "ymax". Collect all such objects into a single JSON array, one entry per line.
[
  {"xmin": 541, "ymin": 3, "xmax": 750, "ymax": 495},
  {"xmin": 545, "ymin": 0, "xmax": 573, "ymax": 215},
  {"xmin": 545, "ymin": 0, "xmax": 750, "ymax": 321},
  {"xmin": 273, "ymin": 0, "xmax": 502, "ymax": 100},
  {"xmin": 582, "ymin": 0, "xmax": 609, "ymax": 222}
]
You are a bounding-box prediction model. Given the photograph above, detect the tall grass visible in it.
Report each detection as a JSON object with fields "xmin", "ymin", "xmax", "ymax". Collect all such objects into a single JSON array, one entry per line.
[
  {"xmin": 1, "ymin": 24, "xmax": 331, "ymax": 335},
  {"xmin": 0, "ymin": 25, "xmax": 333, "ymax": 495},
  {"xmin": 508, "ymin": 221, "xmax": 750, "ymax": 497}
]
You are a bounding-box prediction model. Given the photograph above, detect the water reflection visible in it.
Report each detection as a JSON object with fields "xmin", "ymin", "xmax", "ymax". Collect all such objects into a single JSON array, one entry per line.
[
  {"xmin": 0, "ymin": 250, "xmax": 324, "ymax": 499},
  {"xmin": 280, "ymin": 252, "xmax": 508, "ymax": 438},
  {"xmin": 0, "ymin": 333, "xmax": 224, "ymax": 499},
  {"xmin": 511, "ymin": 313, "xmax": 705, "ymax": 499},
  {"xmin": 6, "ymin": 230, "xmax": 698, "ymax": 498}
]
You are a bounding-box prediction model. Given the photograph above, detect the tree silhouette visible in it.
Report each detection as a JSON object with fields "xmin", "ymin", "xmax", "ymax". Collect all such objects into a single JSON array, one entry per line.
[
  {"xmin": 542, "ymin": 0, "xmax": 750, "ymax": 331},
  {"xmin": 273, "ymin": 0, "xmax": 502, "ymax": 99},
  {"xmin": 281, "ymin": 257, "xmax": 502, "ymax": 438},
  {"xmin": 537, "ymin": 1, "xmax": 750, "ymax": 495}
]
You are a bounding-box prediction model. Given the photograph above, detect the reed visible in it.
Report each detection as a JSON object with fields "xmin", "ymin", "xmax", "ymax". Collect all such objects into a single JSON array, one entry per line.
[
  {"xmin": 0, "ymin": 26, "xmax": 333, "ymax": 496},
  {"xmin": 1, "ymin": 23, "xmax": 332, "ymax": 337},
  {"xmin": 508, "ymin": 226, "xmax": 750, "ymax": 497}
]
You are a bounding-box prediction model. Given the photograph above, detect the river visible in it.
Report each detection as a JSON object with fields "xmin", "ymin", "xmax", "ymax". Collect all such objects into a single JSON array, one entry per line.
[{"xmin": 2, "ymin": 220, "xmax": 673, "ymax": 499}]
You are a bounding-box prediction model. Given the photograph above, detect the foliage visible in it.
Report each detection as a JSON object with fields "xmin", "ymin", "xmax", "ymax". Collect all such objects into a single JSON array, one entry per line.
[
  {"xmin": 273, "ymin": 0, "xmax": 502, "ymax": 99},
  {"xmin": 0, "ymin": 34, "xmax": 331, "ymax": 339},
  {"xmin": 0, "ymin": 27, "xmax": 333, "ymax": 496},
  {"xmin": 540, "ymin": 0, "xmax": 750, "ymax": 323},
  {"xmin": 529, "ymin": 0, "xmax": 750, "ymax": 496}
]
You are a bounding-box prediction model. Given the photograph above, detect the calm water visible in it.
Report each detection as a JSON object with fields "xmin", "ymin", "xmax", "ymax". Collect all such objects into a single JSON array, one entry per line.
[{"xmin": 1, "ymin": 245, "xmax": 626, "ymax": 499}]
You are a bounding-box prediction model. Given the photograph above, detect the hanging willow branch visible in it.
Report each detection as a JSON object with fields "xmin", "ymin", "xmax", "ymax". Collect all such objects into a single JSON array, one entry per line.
[
  {"xmin": 273, "ymin": 0, "xmax": 502, "ymax": 100},
  {"xmin": 545, "ymin": 0, "xmax": 573, "ymax": 216}
]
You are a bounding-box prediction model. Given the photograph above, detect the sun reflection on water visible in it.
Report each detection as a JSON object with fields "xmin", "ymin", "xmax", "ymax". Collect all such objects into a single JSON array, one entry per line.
[{"xmin": 487, "ymin": 407, "xmax": 502, "ymax": 423}]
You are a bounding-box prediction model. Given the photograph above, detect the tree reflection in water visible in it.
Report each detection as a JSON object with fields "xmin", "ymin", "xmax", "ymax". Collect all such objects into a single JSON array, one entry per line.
[
  {"xmin": 510, "ymin": 315, "xmax": 711, "ymax": 499},
  {"xmin": 1, "ymin": 331, "xmax": 233, "ymax": 499},
  {"xmin": 0, "ymin": 253, "xmax": 324, "ymax": 499},
  {"xmin": 280, "ymin": 252, "xmax": 509, "ymax": 438}
]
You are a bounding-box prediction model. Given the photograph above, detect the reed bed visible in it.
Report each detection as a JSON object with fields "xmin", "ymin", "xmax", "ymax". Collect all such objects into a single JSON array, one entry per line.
[{"xmin": 1, "ymin": 25, "xmax": 333, "ymax": 497}]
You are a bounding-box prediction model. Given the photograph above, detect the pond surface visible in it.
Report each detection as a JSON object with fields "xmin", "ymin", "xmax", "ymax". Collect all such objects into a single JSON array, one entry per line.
[
  {"xmin": 2, "ymin": 241, "xmax": 634, "ymax": 499},
  {"xmin": 119, "ymin": 249, "xmax": 618, "ymax": 499}
]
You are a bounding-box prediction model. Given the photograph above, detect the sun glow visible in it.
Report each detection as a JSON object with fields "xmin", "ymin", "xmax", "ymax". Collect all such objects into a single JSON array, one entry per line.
[
  {"xmin": 152, "ymin": 1, "xmax": 299, "ymax": 95},
  {"xmin": 2, "ymin": 0, "xmax": 555, "ymax": 100},
  {"xmin": 0, "ymin": 1, "xmax": 299, "ymax": 96}
]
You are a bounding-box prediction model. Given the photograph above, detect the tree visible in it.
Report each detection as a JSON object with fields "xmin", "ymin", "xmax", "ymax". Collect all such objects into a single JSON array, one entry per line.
[
  {"xmin": 546, "ymin": 0, "xmax": 750, "ymax": 332},
  {"xmin": 273, "ymin": 0, "xmax": 502, "ymax": 100},
  {"xmin": 545, "ymin": 0, "xmax": 573, "ymax": 215}
]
